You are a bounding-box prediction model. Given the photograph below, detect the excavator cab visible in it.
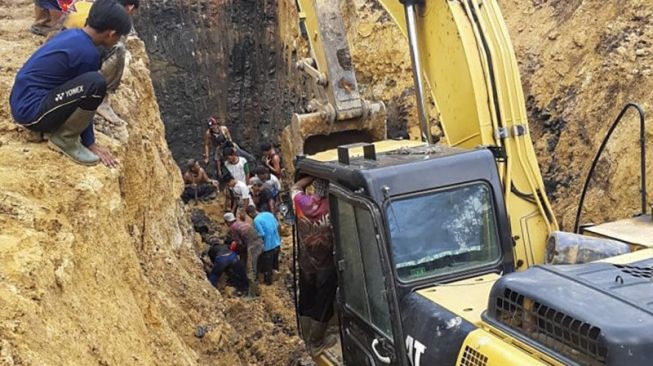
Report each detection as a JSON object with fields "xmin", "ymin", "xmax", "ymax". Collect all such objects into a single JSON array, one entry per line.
[
  {"xmin": 286, "ymin": 0, "xmax": 653, "ymax": 364},
  {"xmin": 296, "ymin": 142, "xmax": 516, "ymax": 365}
]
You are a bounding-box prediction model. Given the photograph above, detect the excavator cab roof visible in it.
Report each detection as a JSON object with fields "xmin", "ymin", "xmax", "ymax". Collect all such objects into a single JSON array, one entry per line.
[{"xmin": 297, "ymin": 140, "xmax": 505, "ymax": 205}]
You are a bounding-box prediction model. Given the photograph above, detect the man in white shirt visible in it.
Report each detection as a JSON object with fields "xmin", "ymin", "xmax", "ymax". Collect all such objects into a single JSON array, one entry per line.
[
  {"xmin": 222, "ymin": 146, "xmax": 250, "ymax": 184},
  {"xmin": 225, "ymin": 173, "xmax": 255, "ymax": 214}
]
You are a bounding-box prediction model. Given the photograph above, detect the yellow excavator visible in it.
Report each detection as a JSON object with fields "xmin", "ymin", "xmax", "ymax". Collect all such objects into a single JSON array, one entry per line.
[{"xmin": 281, "ymin": 0, "xmax": 653, "ymax": 365}]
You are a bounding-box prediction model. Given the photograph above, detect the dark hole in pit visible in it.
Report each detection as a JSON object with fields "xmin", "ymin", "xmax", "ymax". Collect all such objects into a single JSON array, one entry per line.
[{"xmin": 303, "ymin": 130, "xmax": 375, "ymax": 156}]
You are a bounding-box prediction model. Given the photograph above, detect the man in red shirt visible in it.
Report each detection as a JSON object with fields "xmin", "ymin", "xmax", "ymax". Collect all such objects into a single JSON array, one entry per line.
[
  {"xmin": 224, "ymin": 212, "xmax": 263, "ymax": 299},
  {"xmin": 292, "ymin": 176, "xmax": 337, "ymax": 355}
]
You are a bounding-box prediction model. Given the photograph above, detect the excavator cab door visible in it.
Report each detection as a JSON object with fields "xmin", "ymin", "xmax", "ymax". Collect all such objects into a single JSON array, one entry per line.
[{"xmin": 329, "ymin": 185, "xmax": 402, "ymax": 366}]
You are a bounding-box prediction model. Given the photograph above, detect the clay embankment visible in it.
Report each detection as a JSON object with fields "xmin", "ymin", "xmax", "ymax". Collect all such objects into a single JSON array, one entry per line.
[{"xmin": 0, "ymin": 2, "xmax": 306, "ymax": 365}]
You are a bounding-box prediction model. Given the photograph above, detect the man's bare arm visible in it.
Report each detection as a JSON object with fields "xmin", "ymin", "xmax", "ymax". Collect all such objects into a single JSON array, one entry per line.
[
  {"xmin": 183, "ymin": 172, "xmax": 193, "ymax": 185},
  {"xmin": 199, "ymin": 169, "xmax": 212, "ymax": 184},
  {"xmin": 293, "ymin": 176, "xmax": 314, "ymax": 192},
  {"xmin": 269, "ymin": 197, "xmax": 276, "ymax": 213},
  {"xmin": 203, "ymin": 130, "xmax": 211, "ymax": 164},
  {"xmin": 222, "ymin": 126, "xmax": 233, "ymax": 141}
]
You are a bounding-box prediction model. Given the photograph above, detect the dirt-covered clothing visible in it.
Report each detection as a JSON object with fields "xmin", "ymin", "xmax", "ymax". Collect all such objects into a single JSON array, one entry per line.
[
  {"xmin": 207, "ymin": 127, "xmax": 229, "ymax": 161},
  {"xmin": 259, "ymin": 247, "xmax": 280, "ymax": 285},
  {"xmin": 208, "ymin": 250, "xmax": 248, "ymax": 293},
  {"xmin": 298, "ymin": 268, "xmax": 337, "ymax": 322},
  {"xmin": 255, "ymin": 186, "xmax": 275, "ymax": 213},
  {"xmin": 231, "ymin": 181, "xmax": 255, "ymax": 208},
  {"xmin": 181, "ymin": 184, "xmax": 216, "ymax": 203},
  {"xmin": 264, "ymin": 174, "xmax": 281, "ymax": 197},
  {"xmin": 229, "ymin": 220, "xmax": 263, "ymax": 260}
]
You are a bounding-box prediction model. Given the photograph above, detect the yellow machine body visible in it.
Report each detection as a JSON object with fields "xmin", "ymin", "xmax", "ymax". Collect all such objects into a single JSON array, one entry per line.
[
  {"xmin": 63, "ymin": 1, "xmax": 92, "ymax": 30},
  {"xmin": 290, "ymin": 1, "xmax": 653, "ymax": 365},
  {"xmin": 292, "ymin": 0, "xmax": 558, "ymax": 270}
]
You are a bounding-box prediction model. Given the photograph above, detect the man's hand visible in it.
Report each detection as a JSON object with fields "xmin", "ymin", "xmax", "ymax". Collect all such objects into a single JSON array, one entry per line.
[
  {"xmin": 88, "ymin": 143, "xmax": 117, "ymax": 168},
  {"xmin": 204, "ymin": 157, "xmax": 209, "ymax": 165}
]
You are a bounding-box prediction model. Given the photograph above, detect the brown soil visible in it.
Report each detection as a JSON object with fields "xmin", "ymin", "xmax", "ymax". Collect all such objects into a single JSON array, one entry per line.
[
  {"xmin": 3, "ymin": 0, "xmax": 653, "ymax": 364},
  {"xmin": 0, "ymin": 1, "xmax": 307, "ymax": 365},
  {"xmin": 499, "ymin": 0, "xmax": 653, "ymax": 229}
]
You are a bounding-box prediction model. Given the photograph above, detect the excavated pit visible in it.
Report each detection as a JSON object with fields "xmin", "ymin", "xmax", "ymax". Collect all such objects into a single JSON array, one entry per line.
[{"xmin": 2, "ymin": 0, "xmax": 653, "ymax": 365}]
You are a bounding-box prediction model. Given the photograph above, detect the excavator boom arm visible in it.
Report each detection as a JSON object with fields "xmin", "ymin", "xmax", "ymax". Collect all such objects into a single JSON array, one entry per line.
[{"xmin": 296, "ymin": 0, "xmax": 559, "ymax": 267}]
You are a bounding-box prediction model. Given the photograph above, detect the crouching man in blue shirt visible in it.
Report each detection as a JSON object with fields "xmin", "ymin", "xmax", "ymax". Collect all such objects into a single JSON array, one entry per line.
[{"xmin": 9, "ymin": 0, "xmax": 131, "ymax": 167}]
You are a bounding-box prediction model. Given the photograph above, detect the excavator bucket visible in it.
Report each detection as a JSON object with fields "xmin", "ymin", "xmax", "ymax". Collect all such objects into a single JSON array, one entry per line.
[
  {"xmin": 280, "ymin": 104, "xmax": 387, "ymax": 172},
  {"xmin": 281, "ymin": 0, "xmax": 388, "ymax": 172}
]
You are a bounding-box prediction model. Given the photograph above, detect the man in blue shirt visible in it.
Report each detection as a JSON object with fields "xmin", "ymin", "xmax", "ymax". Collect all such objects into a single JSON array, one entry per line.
[
  {"xmin": 10, "ymin": 0, "xmax": 131, "ymax": 167},
  {"xmin": 246, "ymin": 206, "xmax": 281, "ymax": 285}
]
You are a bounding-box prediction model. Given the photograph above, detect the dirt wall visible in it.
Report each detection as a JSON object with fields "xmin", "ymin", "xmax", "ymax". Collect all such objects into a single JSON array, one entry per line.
[
  {"xmin": 0, "ymin": 2, "xmax": 240, "ymax": 365},
  {"xmin": 135, "ymin": 0, "xmax": 307, "ymax": 168},
  {"xmin": 500, "ymin": 0, "xmax": 653, "ymax": 229}
]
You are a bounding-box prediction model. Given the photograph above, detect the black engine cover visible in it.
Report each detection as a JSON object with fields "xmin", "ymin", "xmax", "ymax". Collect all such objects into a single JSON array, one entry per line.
[{"xmin": 485, "ymin": 257, "xmax": 653, "ymax": 366}]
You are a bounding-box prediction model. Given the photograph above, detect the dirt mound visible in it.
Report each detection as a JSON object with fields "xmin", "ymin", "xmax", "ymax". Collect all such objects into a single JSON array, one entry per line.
[
  {"xmin": 0, "ymin": 2, "xmax": 306, "ymax": 365},
  {"xmin": 500, "ymin": 0, "xmax": 653, "ymax": 228}
]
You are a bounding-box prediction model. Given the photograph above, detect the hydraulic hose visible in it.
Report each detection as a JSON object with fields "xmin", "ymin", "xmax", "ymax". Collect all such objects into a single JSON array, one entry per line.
[{"xmin": 574, "ymin": 103, "xmax": 646, "ymax": 233}]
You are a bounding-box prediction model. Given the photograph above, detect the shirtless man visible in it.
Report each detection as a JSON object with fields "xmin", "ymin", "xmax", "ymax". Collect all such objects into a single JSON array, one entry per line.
[
  {"xmin": 182, "ymin": 159, "xmax": 218, "ymax": 203},
  {"xmin": 260, "ymin": 142, "xmax": 282, "ymax": 177},
  {"xmin": 203, "ymin": 116, "xmax": 232, "ymax": 177}
]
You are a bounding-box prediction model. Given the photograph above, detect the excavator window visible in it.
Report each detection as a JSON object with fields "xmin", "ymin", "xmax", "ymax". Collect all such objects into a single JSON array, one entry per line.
[
  {"xmin": 386, "ymin": 182, "xmax": 501, "ymax": 282},
  {"xmin": 334, "ymin": 196, "xmax": 394, "ymax": 337}
]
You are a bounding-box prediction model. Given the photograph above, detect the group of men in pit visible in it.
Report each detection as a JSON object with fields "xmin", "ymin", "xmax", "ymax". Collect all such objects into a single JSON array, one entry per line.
[
  {"xmin": 188, "ymin": 129, "xmax": 284, "ymax": 294},
  {"xmin": 188, "ymin": 126, "xmax": 337, "ymax": 356},
  {"xmin": 11, "ymin": 0, "xmax": 337, "ymax": 358}
]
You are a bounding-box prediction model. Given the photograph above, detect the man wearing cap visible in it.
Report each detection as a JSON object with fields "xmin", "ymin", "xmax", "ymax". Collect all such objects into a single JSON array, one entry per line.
[
  {"xmin": 10, "ymin": 0, "xmax": 132, "ymax": 167},
  {"xmin": 224, "ymin": 212, "xmax": 263, "ymax": 298},
  {"xmin": 203, "ymin": 116, "xmax": 232, "ymax": 177},
  {"xmin": 292, "ymin": 176, "xmax": 337, "ymax": 355}
]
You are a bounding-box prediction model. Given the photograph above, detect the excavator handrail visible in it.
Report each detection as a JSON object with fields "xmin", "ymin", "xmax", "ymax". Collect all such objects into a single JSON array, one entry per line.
[{"xmin": 574, "ymin": 103, "xmax": 647, "ymax": 233}]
